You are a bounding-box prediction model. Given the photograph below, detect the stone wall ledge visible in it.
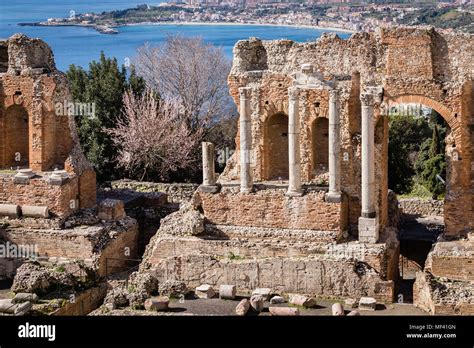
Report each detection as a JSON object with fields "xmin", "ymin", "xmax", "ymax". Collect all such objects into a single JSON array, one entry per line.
[{"xmin": 147, "ymin": 253, "xmax": 394, "ymax": 302}]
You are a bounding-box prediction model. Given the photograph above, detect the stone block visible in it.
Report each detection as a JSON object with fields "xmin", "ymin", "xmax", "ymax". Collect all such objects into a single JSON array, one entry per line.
[
  {"xmin": 270, "ymin": 296, "xmax": 285, "ymax": 304},
  {"xmin": 195, "ymin": 284, "xmax": 215, "ymax": 299},
  {"xmin": 219, "ymin": 284, "xmax": 236, "ymax": 299},
  {"xmin": 144, "ymin": 296, "xmax": 169, "ymax": 311},
  {"xmin": 358, "ymin": 217, "xmax": 379, "ymax": 243},
  {"xmin": 269, "ymin": 306, "xmax": 299, "ymax": 316},
  {"xmin": 98, "ymin": 199, "xmax": 126, "ymax": 221},
  {"xmin": 48, "ymin": 170, "xmax": 69, "ymax": 186},
  {"xmin": 13, "ymin": 293, "xmax": 39, "ymax": 304},
  {"xmin": 235, "ymin": 298, "xmax": 250, "ymax": 316},
  {"xmin": 198, "ymin": 185, "xmax": 220, "ymax": 194},
  {"xmin": 14, "ymin": 301, "xmax": 32, "ymax": 316},
  {"xmin": 250, "ymin": 294, "xmax": 264, "ymax": 312},
  {"xmin": 289, "ymin": 294, "xmax": 317, "ymax": 308},
  {"xmin": 359, "ymin": 297, "xmax": 377, "ymax": 311},
  {"xmin": 344, "ymin": 298, "xmax": 357, "ymax": 309},
  {"xmin": 252, "ymin": 287, "xmax": 272, "ymax": 300},
  {"xmin": 0, "ymin": 299, "xmax": 15, "ymax": 314},
  {"xmin": 347, "ymin": 310, "xmax": 360, "ymax": 316},
  {"xmin": 332, "ymin": 302, "xmax": 344, "ymax": 316}
]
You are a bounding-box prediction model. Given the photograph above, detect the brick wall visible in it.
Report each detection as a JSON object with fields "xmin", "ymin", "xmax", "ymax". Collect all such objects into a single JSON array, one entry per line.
[
  {"xmin": 311, "ymin": 117, "xmax": 329, "ymax": 172},
  {"xmin": 199, "ymin": 189, "xmax": 347, "ymax": 233},
  {"xmin": 0, "ymin": 174, "xmax": 78, "ymax": 217},
  {"xmin": 227, "ymin": 28, "xmax": 473, "ymax": 237},
  {"xmin": 264, "ymin": 113, "xmax": 289, "ymax": 180}
]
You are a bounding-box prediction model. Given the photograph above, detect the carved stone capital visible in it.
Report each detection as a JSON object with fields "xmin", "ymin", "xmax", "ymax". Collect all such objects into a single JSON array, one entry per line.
[
  {"xmin": 288, "ymin": 86, "xmax": 300, "ymax": 101},
  {"xmin": 329, "ymin": 89, "xmax": 339, "ymax": 102},
  {"xmin": 360, "ymin": 93, "xmax": 375, "ymax": 106},
  {"xmin": 239, "ymin": 87, "xmax": 252, "ymax": 100}
]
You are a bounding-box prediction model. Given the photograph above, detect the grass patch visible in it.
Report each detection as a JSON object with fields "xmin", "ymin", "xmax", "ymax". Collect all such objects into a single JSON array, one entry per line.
[
  {"xmin": 227, "ymin": 252, "xmax": 244, "ymax": 261},
  {"xmin": 398, "ymin": 182, "xmax": 434, "ymax": 199}
]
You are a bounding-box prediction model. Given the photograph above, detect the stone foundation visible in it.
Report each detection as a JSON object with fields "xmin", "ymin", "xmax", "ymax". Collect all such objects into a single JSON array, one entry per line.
[
  {"xmin": 145, "ymin": 252, "xmax": 394, "ymax": 302},
  {"xmin": 413, "ymin": 235, "xmax": 474, "ymax": 315},
  {"xmin": 398, "ymin": 198, "xmax": 444, "ymax": 217},
  {"xmin": 425, "ymin": 237, "xmax": 474, "ymax": 282},
  {"xmin": 110, "ymin": 180, "xmax": 198, "ymax": 203},
  {"xmin": 52, "ymin": 285, "xmax": 107, "ymax": 316},
  {"xmin": 0, "ymin": 216, "xmax": 139, "ymax": 277},
  {"xmin": 413, "ymin": 271, "xmax": 474, "ymax": 315}
]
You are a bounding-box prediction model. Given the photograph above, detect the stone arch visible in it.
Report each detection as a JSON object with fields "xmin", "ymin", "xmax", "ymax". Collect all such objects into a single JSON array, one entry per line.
[
  {"xmin": 311, "ymin": 117, "xmax": 329, "ymax": 174},
  {"xmin": 264, "ymin": 112, "xmax": 288, "ymax": 180},
  {"xmin": 2, "ymin": 105, "xmax": 29, "ymax": 168},
  {"xmin": 377, "ymin": 94, "xmax": 463, "ymax": 235},
  {"xmin": 383, "ymin": 95, "xmax": 458, "ymax": 132}
]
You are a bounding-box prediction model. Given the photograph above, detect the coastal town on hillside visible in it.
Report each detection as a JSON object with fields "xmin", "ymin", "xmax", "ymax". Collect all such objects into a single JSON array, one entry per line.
[{"xmin": 23, "ymin": 0, "xmax": 474, "ymax": 34}]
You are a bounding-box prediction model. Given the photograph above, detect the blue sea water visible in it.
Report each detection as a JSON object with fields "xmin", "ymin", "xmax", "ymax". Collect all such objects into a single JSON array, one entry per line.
[{"xmin": 0, "ymin": 0, "xmax": 351, "ymax": 71}]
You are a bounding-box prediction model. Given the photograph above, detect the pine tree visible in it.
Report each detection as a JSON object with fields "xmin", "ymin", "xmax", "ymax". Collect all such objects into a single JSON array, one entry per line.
[{"xmin": 66, "ymin": 52, "xmax": 145, "ymax": 182}]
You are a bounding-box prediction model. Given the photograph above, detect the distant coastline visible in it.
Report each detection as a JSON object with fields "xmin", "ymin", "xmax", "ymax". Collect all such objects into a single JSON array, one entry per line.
[
  {"xmin": 121, "ymin": 21, "xmax": 356, "ymax": 34},
  {"xmin": 20, "ymin": 20, "xmax": 356, "ymax": 35}
]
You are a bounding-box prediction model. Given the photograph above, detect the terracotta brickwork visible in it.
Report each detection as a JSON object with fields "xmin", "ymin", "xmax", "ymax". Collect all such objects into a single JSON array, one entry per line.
[
  {"xmin": 224, "ymin": 27, "xmax": 473, "ymax": 237},
  {"xmin": 199, "ymin": 188, "xmax": 347, "ymax": 234},
  {"xmin": 0, "ymin": 34, "xmax": 96, "ymax": 218}
]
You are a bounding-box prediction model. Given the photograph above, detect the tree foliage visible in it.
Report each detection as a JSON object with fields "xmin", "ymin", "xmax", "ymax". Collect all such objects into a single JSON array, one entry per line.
[
  {"xmin": 388, "ymin": 115, "xmax": 430, "ymax": 194},
  {"xmin": 66, "ymin": 52, "xmax": 145, "ymax": 182},
  {"xmin": 135, "ymin": 35, "xmax": 235, "ymax": 134},
  {"xmin": 108, "ymin": 88, "xmax": 201, "ymax": 181},
  {"xmin": 133, "ymin": 35, "xmax": 237, "ymax": 180},
  {"xmin": 388, "ymin": 110, "xmax": 447, "ymax": 197}
]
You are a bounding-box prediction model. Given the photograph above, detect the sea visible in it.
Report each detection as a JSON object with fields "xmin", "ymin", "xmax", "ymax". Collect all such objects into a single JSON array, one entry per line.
[{"xmin": 0, "ymin": 0, "xmax": 351, "ymax": 71}]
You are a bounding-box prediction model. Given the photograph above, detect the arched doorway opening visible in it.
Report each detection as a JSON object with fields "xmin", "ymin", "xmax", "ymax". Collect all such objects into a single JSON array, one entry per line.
[
  {"xmin": 3, "ymin": 105, "xmax": 29, "ymax": 169},
  {"xmin": 311, "ymin": 117, "xmax": 329, "ymax": 176},
  {"xmin": 380, "ymin": 96, "xmax": 453, "ymax": 303},
  {"xmin": 264, "ymin": 113, "xmax": 288, "ymax": 180}
]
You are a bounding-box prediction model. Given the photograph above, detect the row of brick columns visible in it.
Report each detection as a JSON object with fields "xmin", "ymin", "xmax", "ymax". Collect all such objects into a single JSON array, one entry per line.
[{"xmin": 201, "ymin": 86, "xmax": 379, "ymax": 243}]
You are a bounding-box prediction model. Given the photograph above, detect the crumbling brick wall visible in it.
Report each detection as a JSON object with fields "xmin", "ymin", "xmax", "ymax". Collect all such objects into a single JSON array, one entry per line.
[
  {"xmin": 225, "ymin": 27, "xmax": 473, "ymax": 237},
  {"xmin": 0, "ymin": 34, "xmax": 96, "ymax": 217}
]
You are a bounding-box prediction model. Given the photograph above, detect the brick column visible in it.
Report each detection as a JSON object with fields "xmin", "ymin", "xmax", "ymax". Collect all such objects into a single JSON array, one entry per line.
[
  {"xmin": 326, "ymin": 89, "xmax": 341, "ymax": 202},
  {"xmin": 287, "ymin": 86, "xmax": 302, "ymax": 196},
  {"xmin": 239, "ymin": 87, "xmax": 252, "ymax": 193},
  {"xmin": 358, "ymin": 92, "xmax": 379, "ymax": 243}
]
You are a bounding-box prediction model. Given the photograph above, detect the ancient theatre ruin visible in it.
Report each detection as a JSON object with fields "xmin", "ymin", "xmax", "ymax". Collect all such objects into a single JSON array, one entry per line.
[{"xmin": 142, "ymin": 27, "xmax": 474, "ymax": 314}]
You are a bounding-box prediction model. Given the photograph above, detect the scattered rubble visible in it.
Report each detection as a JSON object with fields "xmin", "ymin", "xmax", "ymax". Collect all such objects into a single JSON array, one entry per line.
[
  {"xmin": 332, "ymin": 303, "xmax": 344, "ymax": 316},
  {"xmin": 269, "ymin": 307, "xmax": 299, "ymax": 316},
  {"xmin": 219, "ymin": 285, "xmax": 236, "ymax": 300},
  {"xmin": 250, "ymin": 295, "xmax": 264, "ymax": 312},
  {"xmin": 13, "ymin": 293, "xmax": 39, "ymax": 304},
  {"xmin": 359, "ymin": 297, "xmax": 377, "ymax": 311},
  {"xmin": 235, "ymin": 299, "xmax": 250, "ymax": 316},
  {"xmin": 157, "ymin": 200, "xmax": 204, "ymax": 237},
  {"xmin": 144, "ymin": 296, "xmax": 169, "ymax": 312},
  {"xmin": 195, "ymin": 284, "xmax": 215, "ymax": 299},
  {"xmin": 270, "ymin": 296, "xmax": 285, "ymax": 304},
  {"xmin": 344, "ymin": 298, "xmax": 357, "ymax": 309},
  {"xmin": 252, "ymin": 288, "xmax": 272, "ymax": 300},
  {"xmin": 289, "ymin": 294, "xmax": 317, "ymax": 308},
  {"xmin": 158, "ymin": 280, "xmax": 189, "ymax": 297}
]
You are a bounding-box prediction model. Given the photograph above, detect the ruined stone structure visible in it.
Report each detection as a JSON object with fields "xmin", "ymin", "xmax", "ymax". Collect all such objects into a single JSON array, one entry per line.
[
  {"xmin": 0, "ymin": 34, "xmax": 96, "ymax": 218},
  {"xmin": 0, "ymin": 35, "xmax": 139, "ymax": 284},
  {"xmin": 144, "ymin": 27, "xmax": 474, "ymax": 312}
]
